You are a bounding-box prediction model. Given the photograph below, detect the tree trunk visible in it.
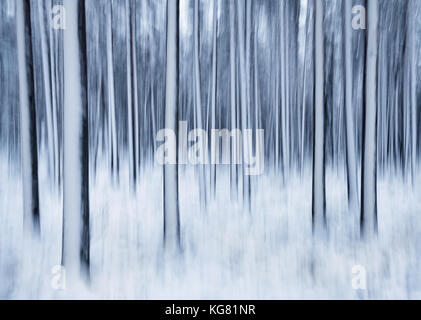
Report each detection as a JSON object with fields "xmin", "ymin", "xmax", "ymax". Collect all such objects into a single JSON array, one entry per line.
[
  {"xmin": 194, "ymin": 0, "xmax": 207, "ymax": 211},
  {"xmin": 126, "ymin": 0, "xmax": 136, "ymax": 191},
  {"xmin": 312, "ymin": 0, "xmax": 326, "ymax": 233},
  {"xmin": 300, "ymin": 5, "xmax": 309, "ymax": 175},
  {"xmin": 16, "ymin": 0, "xmax": 40, "ymax": 234},
  {"xmin": 361, "ymin": 0, "xmax": 379, "ymax": 238},
  {"xmin": 229, "ymin": 0, "xmax": 238, "ymax": 200},
  {"xmin": 106, "ymin": 0, "xmax": 118, "ymax": 183},
  {"xmin": 409, "ymin": 0, "xmax": 417, "ymax": 183},
  {"xmin": 343, "ymin": 0, "xmax": 359, "ymax": 211},
  {"xmin": 210, "ymin": 0, "xmax": 218, "ymax": 200},
  {"xmin": 237, "ymin": 0, "xmax": 251, "ymax": 212},
  {"xmin": 163, "ymin": 0, "xmax": 181, "ymax": 253},
  {"xmin": 37, "ymin": 0, "xmax": 55, "ymax": 187},
  {"xmin": 49, "ymin": 0, "xmax": 60, "ymax": 188},
  {"xmin": 131, "ymin": 0, "xmax": 140, "ymax": 183},
  {"xmin": 62, "ymin": 0, "xmax": 90, "ymax": 280}
]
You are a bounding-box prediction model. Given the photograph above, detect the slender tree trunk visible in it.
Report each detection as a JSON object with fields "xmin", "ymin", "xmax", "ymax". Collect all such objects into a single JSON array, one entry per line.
[
  {"xmin": 16, "ymin": 0, "xmax": 40, "ymax": 234},
  {"xmin": 284, "ymin": 1, "xmax": 290, "ymax": 177},
  {"xmin": 126, "ymin": 0, "xmax": 136, "ymax": 191},
  {"xmin": 37, "ymin": 0, "xmax": 56, "ymax": 187},
  {"xmin": 229, "ymin": 0, "xmax": 239, "ymax": 200},
  {"xmin": 253, "ymin": 27, "xmax": 261, "ymax": 176},
  {"xmin": 409, "ymin": 0, "xmax": 417, "ymax": 183},
  {"xmin": 151, "ymin": 81, "xmax": 157, "ymax": 157},
  {"xmin": 194, "ymin": 0, "xmax": 207, "ymax": 211},
  {"xmin": 49, "ymin": 4, "xmax": 60, "ymax": 188},
  {"xmin": 300, "ymin": 5, "xmax": 309, "ymax": 175},
  {"xmin": 237, "ymin": 0, "xmax": 251, "ymax": 212},
  {"xmin": 210, "ymin": 0, "xmax": 218, "ymax": 200},
  {"xmin": 163, "ymin": 0, "xmax": 180, "ymax": 253},
  {"xmin": 312, "ymin": 0, "xmax": 326, "ymax": 233},
  {"xmin": 274, "ymin": 32, "xmax": 280, "ymax": 174},
  {"xmin": 404, "ymin": 1, "xmax": 411, "ymax": 178},
  {"xmin": 62, "ymin": 0, "xmax": 90, "ymax": 280},
  {"xmin": 280, "ymin": 1, "xmax": 287, "ymax": 179},
  {"xmin": 244, "ymin": 0, "xmax": 252, "ymax": 207},
  {"xmin": 106, "ymin": 0, "xmax": 118, "ymax": 183},
  {"xmin": 131, "ymin": 0, "xmax": 140, "ymax": 183},
  {"xmin": 361, "ymin": 0, "xmax": 379, "ymax": 238},
  {"xmin": 344, "ymin": 0, "xmax": 359, "ymax": 211}
]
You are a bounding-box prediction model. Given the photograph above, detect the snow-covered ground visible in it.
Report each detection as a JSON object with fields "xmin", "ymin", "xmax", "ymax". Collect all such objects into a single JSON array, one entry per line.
[{"xmin": 1, "ymin": 153, "xmax": 421, "ymax": 299}]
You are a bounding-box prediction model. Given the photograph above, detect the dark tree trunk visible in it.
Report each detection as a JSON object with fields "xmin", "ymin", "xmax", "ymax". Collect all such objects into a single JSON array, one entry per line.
[
  {"xmin": 17, "ymin": 0, "xmax": 40, "ymax": 234},
  {"xmin": 78, "ymin": 0, "xmax": 90, "ymax": 278}
]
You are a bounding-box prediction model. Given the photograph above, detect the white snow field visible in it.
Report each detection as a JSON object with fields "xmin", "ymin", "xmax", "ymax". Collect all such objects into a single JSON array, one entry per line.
[{"xmin": 1, "ymin": 153, "xmax": 421, "ymax": 299}]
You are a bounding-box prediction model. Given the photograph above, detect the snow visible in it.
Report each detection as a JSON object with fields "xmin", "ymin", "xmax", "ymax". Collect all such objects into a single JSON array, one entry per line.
[{"xmin": 2, "ymin": 152, "xmax": 421, "ymax": 299}]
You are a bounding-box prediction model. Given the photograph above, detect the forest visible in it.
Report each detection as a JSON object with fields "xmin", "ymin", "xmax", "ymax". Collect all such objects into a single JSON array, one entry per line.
[{"xmin": 0, "ymin": 0, "xmax": 420, "ymax": 299}]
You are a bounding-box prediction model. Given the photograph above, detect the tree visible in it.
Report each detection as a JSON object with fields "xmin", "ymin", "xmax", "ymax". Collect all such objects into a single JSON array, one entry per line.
[
  {"xmin": 210, "ymin": 0, "xmax": 218, "ymax": 200},
  {"xmin": 126, "ymin": 0, "xmax": 138, "ymax": 191},
  {"xmin": 131, "ymin": 0, "xmax": 140, "ymax": 186},
  {"xmin": 237, "ymin": 0, "xmax": 251, "ymax": 212},
  {"xmin": 37, "ymin": 0, "xmax": 57, "ymax": 188},
  {"xmin": 62, "ymin": 0, "xmax": 90, "ymax": 280},
  {"xmin": 194, "ymin": 0, "xmax": 207, "ymax": 211},
  {"xmin": 300, "ymin": 3, "xmax": 310, "ymax": 175},
  {"xmin": 163, "ymin": 0, "xmax": 181, "ymax": 253},
  {"xmin": 312, "ymin": 0, "xmax": 326, "ymax": 233},
  {"xmin": 229, "ymin": 0, "xmax": 238, "ymax": 200},
  {"xmin": 360, "ymin": 0, "xmax": 379, "ymax": 238},
  {"xmin": 408, "ymin": 0, "xmax": 418, "ymax": 183},
  {"xmin": 343, "ymin": 0, "xmax": 359, "ymax": 211},
  {"xmin": 16, "ymin": 0, "xmax": 40, "ymax": 234},
  {"xmin": 281, "ymin": 0, "xmax": 290, "ymax": 178},
  {"xmin": 106, "ymin": 0, "xmax": 118, "ymax": 183}
]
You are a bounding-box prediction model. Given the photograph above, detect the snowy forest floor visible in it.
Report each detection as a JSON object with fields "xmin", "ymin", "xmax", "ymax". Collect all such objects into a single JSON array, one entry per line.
[{"xmin": 1, "ymin": 153, "xmax": 421, "ymax": 299}]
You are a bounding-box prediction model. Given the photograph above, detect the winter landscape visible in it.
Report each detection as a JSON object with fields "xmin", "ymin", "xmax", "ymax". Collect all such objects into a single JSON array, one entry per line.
[{"xmin": 0, "ymin": 0, "xmax": 420, "ymax": 299}]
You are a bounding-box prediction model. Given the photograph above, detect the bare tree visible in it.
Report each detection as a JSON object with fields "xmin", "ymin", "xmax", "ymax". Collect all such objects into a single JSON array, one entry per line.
[
  {"xmin": 62, "ymin": 0, "xmax": 90, "ymax": 280},
  {"xmin": 229, "ymin": 0, "xmax": 238, "ymax": 200},
  {"xmin": 237, "ymin": 0, "xmax": 251, "ymax": 212},
  {"xmin": 126, "ymin": 0, "xmax": 138, "ymax": 191},
  {"xmin": 210, "ymin": 0, "xmax": 218, "ymax": 200},
  {"xmin": 361, "ymin": 0, "xmax": 379, "ymax": 238},
  {"xmin": 163, "ymin": 0, "xmax": 181, "ymax": 253},
  {"xmin": 343, "ymin": 0, "xmax": 359, "ymax": 211},
  {"xmin": 106, "ymin": 0, "xmax": 118, "ymax": 183},
  {"xmin": 409, "ymin": 0, "xmax": 418, "ymax": 183},
  {"xmin": 194, "ymin": 0, "xmax": 207, "ymax": 211},
  {"xmin": 16, "ymin": 0, "xmax": 40, "ymax": 234},
  {"xmin": 312, "ymin": 0, "xmax": 326, "ymax": 233}
]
